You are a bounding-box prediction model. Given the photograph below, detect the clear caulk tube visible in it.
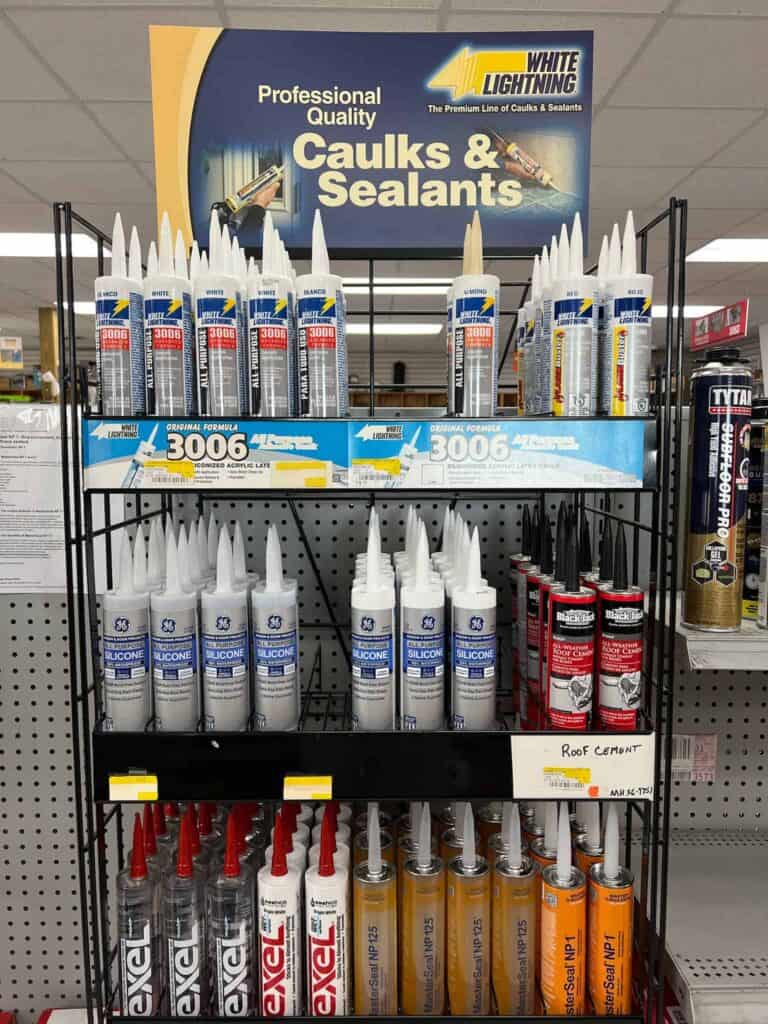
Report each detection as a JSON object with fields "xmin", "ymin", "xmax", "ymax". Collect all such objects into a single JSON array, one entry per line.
[
  {"xmin": 118, "ymin": 814, "xmax": 161, "ymax": 1016},
  {"xmin": 451, "ymin": 527, "xmax": 497, "ymax": 730},
  {"xmin": 354, "ymin": 803, "xmax": 398, "ymax": 1015},
  {"xmin": 163, "ymin": 814, "xmax": 208, "ymax": 1016},
  {"xmin": 351, "ymin": 520, "xmax": 396, "ymax": 730},
  {"xmin": 400, "ymin": 526, "xmax": 445, "ymax": 730}
]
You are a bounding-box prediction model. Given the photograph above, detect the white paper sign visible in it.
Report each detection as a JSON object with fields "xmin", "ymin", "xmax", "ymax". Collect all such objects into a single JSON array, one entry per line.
[{"xmin": 510, "ymin": 732, "xmax": 656, "ymax": 800}]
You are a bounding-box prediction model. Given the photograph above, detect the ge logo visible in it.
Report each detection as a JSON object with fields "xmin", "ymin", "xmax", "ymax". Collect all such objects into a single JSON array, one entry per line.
[
  {"xmin": 267, "ymin": 614, "xmax": 282, "ymax": 630},
  {"xmin": 216, "ymin": 615, "xmax": 231, "ymax": 631},
  {"xmin": 161, "ymin": 617, "xmax": 176, "ymax": 634},
  {"xmin": 422, "ymin": 615, "xmax": 435, "ymax": 630},
  {"xmin": 469, "ymin": 615, "xmax": 484, "ymax": 631},
  {"xmin": 114, "ymin": 616, "xmax": 129, "ymax": 633},
  {"xmin": 361, "ymin": 616, "xmax": 375, "ymax": 632}
]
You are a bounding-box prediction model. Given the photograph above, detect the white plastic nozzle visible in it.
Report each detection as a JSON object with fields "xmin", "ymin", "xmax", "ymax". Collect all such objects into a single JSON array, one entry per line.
[
  {"xmin": 415, "ymin": 522, "xmax": 430, "ymax": 584},
  {"xmin": 569, "ymin": 212, "xmax": 584, "ymax": 277},
  {"xmin": 609, "ymin": 223, "xmax": 621, "ymax": 277},
  {"xmin": 621, "ymin": 209, "xmax": 637, "ymax": 276},
  {"xmin": 583, "ymin": 801, "xmax": 601, "ymax": 849},
  {"xmin": 189, "ymin": 240, "xmax": 200, "ymax": 283},
  {"xmin": 164, "ymin": 514, "xmax": 175, "ymax": 544},
  {"xmin": 110, "ymin": 213, "xmax": 126, "ymax": 279},
  {"xmin": 603, "ymin": 804, "xmax": 620, "ymax": 880},
  {"xmin": 215, "ymin": 526, "xmax": 234, "ymax": 593},
  {"xmin": 164, "ymin": 529, "xmax": 181, "ymax": 595},
  {"xmin": 550, "ymin": 234, "xmax": 559, "ymax": 283},
  {"xmin": 533, "ymin": 800, "xmax": 545, "ymax": 829},
  {"xmin": 174, "ymin": 229, "xmax": 187, "ymax": 280},
  {"xmin": 128, "ymin": 226, "xmax": 142, "ymax": 282},
  {"xmin": 439, "ymin": 506, "xmax": 452, "ymax": 555},
  {"xmin": 470, "ymin": 209, "xmax": 483, "ymax": 275},
  {"xmin": 133, "ymin": 529, "xmax": 147, "ymax": 592},
  {"xmin": 544, "ymin": 802, "xmax": 558, "ymax": 852},
  {"xmin": 199, "ymin": 250, "xmax": 209, "ymax": 275},
  {"xmin": 409, "ymin": 801, "xmax": 420, "ymax": 836},
  {"xmin": 148, "ymin": 517, "xmax": 164, "ymax": 586},
  {"xmin": 464, "ymin": 526, "xmax": 483, "ymax": 591},
  {"xmin": 187, "ymin": 523, "xmax": 202, "ymax": 585},
  {"xmin": 461, "ymin": 223, "xmax": 471, "ymax": 276},
  {"xmin": 116, "ymin": 531, "xmax": 134, "ymax": 593},
  {"xmin": 197, "ymin": 519, "xmax": 210, "ymax": 576},
  {"xmin": 147, "ymin": 240, "xmax": 158, "ymax": 278},
  {"xmin": 312, "ymin": 209, "xmax": 330, "ymax": 276},
  {"xmin": 462, "ymin": 802, "xmax": 477, "ymax": 870},
  {"xmin": 558, "ymin": 222, "xmax": 570, "ymax": 282},
  {"xmin": 417, "ymin": 801, "xmax": 431, "ymax": 869},
  {"xmin": 366, "ymin": 517, "xmax": 380, "ymax": 591},
  {"xmin": 507, "ymin": 803, "xmax": 523, "ymax": 869},
  {"xmin": 454, "ymin": 801, "xmax": 465, "ymax": 842},
  {"xmin": 556, "ymin": 801, "xmax": 572, "ymax": 883},
  {"xmin": 207, "ymin": 515, "xmax": 218, "ymax": 569},
  {"xmin": 541, "ymin": 245, "xmax": 550, "ymax": 290},
  {"xmin": 265, "ymin": 525, "xmax": 284, "ymax": 593},
  {"xmin": 531, "ymin": 254, "xmax": 541, "ymax": 303},
  {"xmin": 597, "ymin": 235, "xmax": 609, "ymax": 282},
  {"xmin": 232, "ymin": 237, "xmax": 242, "ymax": 280},
  {"xmin": 208, "ymin": 209, "xmax": 220, "ymax": 272},
  {"xmin": 232, "ymin": 521, "xmax": 248, "ymax": 582},
  {"xmin": 159, "ymin": 212, "xmax": 173, "ymax": 276},
  {"xmin": 176, "ymin": 524, "xmax": 192, "ymax": 592},
  {"xmin": 367, "ymin": 803, "xmax": 382, "ymax": 875}
]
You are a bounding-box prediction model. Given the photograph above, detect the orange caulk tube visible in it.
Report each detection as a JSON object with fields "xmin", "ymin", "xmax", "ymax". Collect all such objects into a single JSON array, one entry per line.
[
  {"xmin": 446, "ymin": 803, "xmax": 490, "ymax": 1015},
  {"xmin": 440, "ymin": 801, "xmax": 477, "ymax": 863},
  {"xmin": 477, "ymin": 801, "xmax": 503, "ymax": 858},
  {"xmin": 588, "ymin": 805, "xmax": 634, "ymax": 1016},
  {"xmin": 400, "ymin": 802, "xmax": 446, "ymax": 1015},
  {"xmin": 574, "ymin": 802, "xmax": 603, "ymax": 877},
  {"xmin": 529, "ymin": 802, "xmax": 557, "ymax": 982},
  {"xmin": 540, "ymin": 802, "xmax": 586, "ymax": 1016},
  {"xmin": 353, "ymin": 826, "xmax": 394, "ymax": 868},
  {"xmin": 487, "ymin": 801, "xmax": 529, "ymax": 871},
  {"xmin": 353, "ymin": 803, "xmax": 398, "ymax": 1015}
]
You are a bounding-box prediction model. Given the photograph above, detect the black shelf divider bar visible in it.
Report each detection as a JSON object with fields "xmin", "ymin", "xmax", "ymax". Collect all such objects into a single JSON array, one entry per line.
[{"xmin": 55, "ymin": 197, "xmax": 687, "ymax": 1024}]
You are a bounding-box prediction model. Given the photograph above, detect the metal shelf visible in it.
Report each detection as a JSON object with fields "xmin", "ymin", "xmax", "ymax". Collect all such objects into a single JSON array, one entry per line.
[
  {"xmin": 670, "ymin": 595, "xmax": 768, "ymax": 670},
  {"xmin": 664, "ymin": 832, "xmax": 768, "ymax": 1024}
]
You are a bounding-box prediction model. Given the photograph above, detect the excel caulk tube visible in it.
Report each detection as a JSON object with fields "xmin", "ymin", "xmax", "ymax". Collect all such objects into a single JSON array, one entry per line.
[
  {"xmin": 451, "ymin": 527, "xmax": 497, "ymax": 730},
  {"xmin": 446, "ymin": 803, "xmax": 490, "ymax": 1015},
  {"xmin": 351, "ymin": 524, "xmax": 396, "ymax": 730},
  {"xmin": 251, "ymin": 525, "xmax": 299, "ymax": 730},
  {"xmin": 196, "ymin": 212, "xmax": 242, "ymax": 417},
  {"xmin": 248, "ymin": 214, "xmax": 295, "ymax": 416},
  {"xmin": 102, "ymin": 531, "xmax": 150, "ymax": 731},
  {"xmin": 163, "ymin": 815, "xmax": 208, "ymax": 1016},
  {"xmin": 265, "ymin": 808, "xmax": 309, "ymax": 873},
  {"xmin": 296, "ymin": 210, "xmax": 348, "ymax": 417},
  {"xmin": 257, "ymin": 812, "xmax": 303, "ymax": 1015},
  {"xmin": 201, "ymin": 527, "xmax": 250, "ymax": 731},
  {"xmin": 354, "ymin": 804, "xmax": 398, "ymax": 1015},
  {"xmin": 208, "ymin": 813, "xmax": 256, "ymax": 1017},
  {"xmin": 305, "ymin": 808, "xmax": 351, "ymax": 1015},
  {"xmin": 150, "ymin": 529, "xmax": 200, "ymax": 731},
  {"xmin": 95, "ymin": 214, "xmax": 145, "ymax": 415},
  {"xmin": 540, "ymin": 802, "xmax": 586, "ymax": 1016},
  {"xmin": 118, "ymin": 815, "xmax": 161, "ymax": 1016},
  {"xmin": 492, "ymin": 802, "xmax": 537, "ymax": 1015},
  {"xmin": 400, "ymin": 801, "xmax": 446, "ymax": 1015},
  {"xmin": 588, "ymin": 804, "xmax": 634, "ymax": 1016},
  {"xmin": 551, "ymin": 213, "xmax": 597, "ymax": 416},
  {"xmin": 144, "ymin": 212, "xmax": 194, "ymax": 415},
  {"xmin": 400, "ymin": 526, "xmax": 445, "ymax": 730}
]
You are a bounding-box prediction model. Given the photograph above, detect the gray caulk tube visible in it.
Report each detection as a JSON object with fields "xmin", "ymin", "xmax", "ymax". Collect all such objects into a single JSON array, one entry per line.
[
  {"xmin": 202, "ymin": 528, "xmax": 250, "ymax": 731},
  {"xmin": 400, "ymin": 525, "xmax": 445, "ymax": 730},
  {"xmin": 351, "ymin": 522, "xmax": 395, "ymax": 730},
  {"xmin": 102, "ymin": 531, "xmax": 151, "ymax": 731},
  {"xmin": 252, "ymin": 525, "xmax": 299, "ymax": 730},
  {"xmin": 150, "ymin": 529, "xmax": 200, "ymax": 731}
]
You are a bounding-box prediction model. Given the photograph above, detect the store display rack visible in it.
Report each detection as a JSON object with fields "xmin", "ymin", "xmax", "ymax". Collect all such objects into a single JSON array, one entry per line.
[{"xmin": 55, "ymin": 197, "xmax": 688, "ymax": 1024}]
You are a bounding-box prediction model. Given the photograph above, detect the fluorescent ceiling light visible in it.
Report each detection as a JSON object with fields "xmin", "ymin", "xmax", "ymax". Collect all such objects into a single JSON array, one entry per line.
[
  {"xmin": 63, "ymin": 301, "xmax": 96, "ymax": 315},
  {"xmin": 345, "ymin": 285, "xmax": 449, "ymax": 296},
  {"xmin": 653, "ymin": 304, "xmax": 721, "ymax": 319},
  {"xmin": 0, "ymin": 233, "xmax": 108, "ymax": 258},
  {"xmin": 346, "ymin": 322, "xmax": 443, "ymax": 336},
  {"xmin": 687, "ymin": 238, "xmax": 768, "ymax": 262}
]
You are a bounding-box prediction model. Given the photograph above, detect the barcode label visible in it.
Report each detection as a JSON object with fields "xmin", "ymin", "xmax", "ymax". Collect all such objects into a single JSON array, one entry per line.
[
  {"xmin": 672, "ymin": 735, "xmax": 693, "ymax": 761},
  {"xmin": 671, "ymin": 733, "xmax": 716, "ymax": 784}
]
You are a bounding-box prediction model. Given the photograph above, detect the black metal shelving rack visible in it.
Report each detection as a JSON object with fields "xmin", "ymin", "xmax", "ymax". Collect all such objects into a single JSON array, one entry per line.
[{"xmin": 55, "ymin": 196, "xmax": 688, "ymax": 1024}]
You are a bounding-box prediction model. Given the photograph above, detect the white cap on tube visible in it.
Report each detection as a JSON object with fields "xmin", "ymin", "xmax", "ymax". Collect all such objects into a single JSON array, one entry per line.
[
  {"xmin": 464, "ymin": 527, "xmax": 483, "ymax": 593},
  {"xmin": 164, "ymin": 529, "xmax": 183, "ymax": 596},
  {"xmin": 558, "ymin": 222, "xmax": 570, "ymax": 283},
  {"xmin": 233, "ymin": 521, "xmax": 248, "ymax": 583},
  {"xmin": 550, "ymin": 234, "xmax": 559, "ymax": 283},
  {"xmin": 506, "ymin": 803, "xmax": 523, "ymax": 869},
  {"xmin": 544, "ymin": 802, "xmax": 558, "ymax": 852},
  {"xmin": 187, "ymin": 524, "xmax": 203, "ymax": 586},
  {"xmin": 603, "ymin": 804, "xmax": 620, "ymax": 880},
  {"xmin": 531, "ymin": 254, "xmax": 541, "ymax": 303},
  {"xmin": 621, "ymin": 210, "xmax": 637, "ymax": 276},
  {"xmin": 110, "ymin": 213, "xmax": 126, "ymax": 279},
  {"xmin": 409, "ymin": 801, "xmax": 420, "ymax": 836},
  {"xmin": 540, "ymin": 245, "xmax": 550, "ymax": 291},
  {"xmin": 597, "ymin": 235, "xmax": 609, "ymax": 283},
  {"xmin": 174, "ymin": 229, "xmax": 187, "ymax": 280},
  {"xmin": 582, "ymin": 802, "xmax": 601, "ymax": 849},
  {"xmin": 312, "ymin": 209, "xmax": 330, "ymax": 276},
  {"xmin": 147, "ymin": 240, "xmax": 158, "ymax": 277},
  {"xmin": 189, "ymin": 240, "xmax": 200, "ymax": 283},
  {"xmin": 207, "ymin": 515, "xmax": 218, "ymax": 569},
  {"xmin": 609, "ymin": 223, "xmax": 621, "ymax": 277},
  {"xmin": 461, "ymin": 803, "xmax": 477, "ymax": 870},
  {"xmin": 148, "ymin": 517, "xmax": 164, "ymax": 587},
  {"xmin": 417, "ymin": 802, "xmax": 431, "ymax": 869},
  {"xmin": 159, "ymin": 212, "xmax": 174, "ymax": 276},
  {"xmin": 215, "ymin": 527, "xmax": 235, "ymax": 593},
  {"xmin": 128, "ymin": 226, "xmax": 142, "ymax": 283},
  {"xmin": 164, "ymin": 514, "xmax": 175, "ymax": 544},
  {"xmin": 133, "ymin": 529, "xmax": 147, "ymax": 592},
  {"xmin": 454, "ymin": 801, "xmax": 466, "ymax": 842},
  {"xmin": 569, "ymin": 212, "xmax": 584, "ymax": 277},
  {"xmin": 196, "ymin": 518, "xmax": 210, "ymax": 577},
  {"xmin": 177, "ymin": 524, "xmax": 193, "ymax": 592},
  {"xmin": 265, "ymin": 524, "xmax": 284, "ymax": 593},
  {"xmin": 556, "ymin": 801, "xmax": 573, "ymax": 884},
  {"xmin": 116, "ymin": 530, "xmax": 134, "ymax": 593},
  {"xmin": 461, "ymin": 223, "xmax": 471, "ymax": 276},
  {"xmin": 367, "ymin": 803, "xmax": 382, "ymax": 875}
]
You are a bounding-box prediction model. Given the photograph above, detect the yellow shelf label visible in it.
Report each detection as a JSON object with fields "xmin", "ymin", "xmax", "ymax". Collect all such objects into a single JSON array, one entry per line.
[
  {"xmin": 108, "ymin": 774, "xmax": 158, "ymax": 802},
  {"xmin": 283, "ymin": 774, "xmax": 333, "ymax": 801}
]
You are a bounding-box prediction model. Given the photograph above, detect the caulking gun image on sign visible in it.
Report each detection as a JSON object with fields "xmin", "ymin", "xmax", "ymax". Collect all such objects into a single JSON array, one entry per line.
[
  {"xmin": 208, "ymin": 151, "xmax": 286, "ymax": 240},
  {"xmin": 350, "ymin": 423, "xmax": 429, "ymax": 488}
]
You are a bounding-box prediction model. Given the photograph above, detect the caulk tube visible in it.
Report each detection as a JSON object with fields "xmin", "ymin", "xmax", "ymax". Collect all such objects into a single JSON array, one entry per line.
[
  {"xmin": 95, "ymin": 214, "xmax": 146, "ymax": 415},
  {"xmin": 400, "ymin": 527, "xmax": 445, "ymax": 730},
  {"xmin": 296, "ymin": 210, "xmax": 348, "ymax": 417},
  {"xmin": 163, "ymin": 815, "xmax": 208, "ymax": 1016},
  {"xmin": 305, "ymin": 810, "xmax": 351, "ymax": 1015},
  {"xmin": 150, "ymin": 530, "xmax": 200, "ymax": 731},
  {"xmin": 606, "ymin": 211, "xmax": 654, "ymax": 416},
  {"xmin": 248, "ymin": 215, "xmax": 294, "ymax": 416},
  {"xmin": 232, "ymin": 237, "xmax": 250, "ymax": 414},
  {"xmin": 196, "ymin": 213, "xmax": 242, "ymax": 416},
  {"xmin": 588, "ymin": 804, "xmax": 634, "ymax": 1015},
  {"xmin": 446, "ymin": 225, "xmax": 468, "ymax": 415},
  {"xmin": 539, "ymin": 236, "xmax": 557, "ymax": 415},
  {"xmin": 351, "ymin": 531, "xmax": 396, "ymax": 730},
  {"xmin": 118, "ymin": 815, "xmax": 162, "ymax": 1016},
  {"xmin": 574, "ymin": 802, "xmax": 603, "ymax": 876},
  {"xmin": 521, "ymin": 258, "xmax": 538, "ymax": 415},
  {"xmin": 144, "ymin": 212, "xmax": 194, "ymax": 415},
  {"xmin": 540, "ymin": 802, "xmax": 586, "ymax": 1016},
  {"xmin": 452, "ymin": 211, "xmax": 500, "ymax": 416},
  {"xmin": 148, "ymin": 516, "xmax": 165, "ymax": 592},
  {"xmin": 353, "ymin": 804, "xmax": 398, "ymax": 1014},
  {"xmin": 492, "ymin": 803, "xmax": 537, "ymax": 1015},
  {"xmin": 102, "ymin": 532, "xmax": 151, "ymax": 731},
  {"xmin": 446, "ymin": 803, "xmax": 490, "ymax": 1015},
  {"xmin": 252, "ymin": 527, "xmax": 299, "ymax": 730},
  {"xmin": 451, "ymin": 528, "xmax": 497, "ymax": 730},
  {"xmin": 201, "ymin": 528, "xmax": 250, "ymax": 731},
  {"xmin": 258, "ymin": 813, "xmax": 303, "ymax": 1015},
  {"xmin": 400, "ymin": 802, "xmax": 445, "ymax": 1015},
  {"xmin": 596, "ymin": 230, "xmax": 614, "ymax": 415},
  {"xmin": 551, "ymin": 213, "xmax": 597, "ymax": 416},
  {"xmin": 531, "ymin": 252, "xmax": 545, "ymax": 415}
]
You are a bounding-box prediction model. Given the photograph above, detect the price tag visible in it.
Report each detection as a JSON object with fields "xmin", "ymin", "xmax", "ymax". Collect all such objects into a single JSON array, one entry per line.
[
  {"xmin": 510, "ymin": 734, "xmax": 655, "ymax": 800},
  {"xmin": 283, "ymin": 775, "xmax": 333, "ymax": 801},
  {"xmin": 108, "ymin": 774, "xmax": 158, "ymax": 801}
]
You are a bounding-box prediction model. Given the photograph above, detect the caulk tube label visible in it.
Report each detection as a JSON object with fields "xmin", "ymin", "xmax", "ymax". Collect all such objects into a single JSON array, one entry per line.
[
  {"xmin": 248, "ymin": 276, "xmax": 293, "ymax": 417},
  {"xmin": 144, "ymin": 279, "xmax": 194, "ymax": 415},
  {"xmin": 257, "ymin": 866, "xmax": 303, "ymax": 1015},
  {"xmin": 102, "ymin": 592, "xmax": 151, "ymax": 731},
  {"xmin": 452, "ymin": 274, "xmax": 500, "ymax": 417},
  {"xmin": 296, "ymin": 274, "xmax": 348, "ymax": 417},
  {"xmin": 150, "ymin": 600, "xmax": 199, "ymax": 731},
  {"xmin": 551, "ymin": 276, "xmax": 596, "ymax": 416},
  {"xmin": 351, "ymin": 589, "xmax": 395, "ymax": 730},
  {"xmin": 201, "ymin": 596, "xmax": 249, "ymax": 731},
  {"xmin": 305, "ymin": 865, "xmax": 350, "ymax": 1015},
  {"xmin": 607, "ymin": 277, "xmax": 654, "ymax": 416},
  {"xmin": 95, "ymin": 277, "xmax": 145, "ymax": 415},
  {"xmin": 196, "ymin": 281, "xmax": 242, "ymax": 417},
  {"xmin": 252, "ymin": 586, "xmax": 299, "ymax": 731},
  {"xmin": 451, "ymin": 590, "xmax": 497, "ymax": 730},
  {"xmin": 400, "ymin": 600, "xmax": 445, "ymax": 731},
  {"xmin": 540, "ymin": 286, "xmax": 554, "ymax": 415}
]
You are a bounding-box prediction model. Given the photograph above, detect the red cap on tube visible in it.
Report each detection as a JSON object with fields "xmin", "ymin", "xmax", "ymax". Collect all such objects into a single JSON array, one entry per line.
[
  {"xmin": 318, "ymin": 807, "xmax": 335, "ymax": 877},
  {"xmin": 176, "ymin": 814, "xmax": 193, "ymax": 879},
  {"xmin": 130, "ymin": 813, "xmax": 148, "ymax": 880},
  {"xmin": 142, "ymin": 803, "xmax": 158, "ymax": 857},
  {"xmin": 223, "ymin": 812, "xmax": 241, "ymax": 879},
  {"xmin": 198, "ymin": 801, "xmax": 213, "ymax": 838},
  {"xmin": 271, "ymin": 812, "xmax": 288, "ymax": 877}
]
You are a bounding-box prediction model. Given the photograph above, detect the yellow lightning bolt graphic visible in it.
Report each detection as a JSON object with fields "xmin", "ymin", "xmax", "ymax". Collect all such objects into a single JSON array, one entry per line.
[
  {"xmin": 274, "ymin": 299, "xmax": 287, "ymax": 314},
  {"xmin": 321, "ymin": 296, "xmax": 335, "ymax": 315},
  {"xmin": 223, "ymin": 298, "xmax": 236, "ymax": 314},
  {"xmin": 642, "ymin": 296, "xmax": 652, "ymax": 315},
  {"xmin": 112, "ymin": 299, "xmax": 130, "ymax": 316},
  {"xmin": 480, "ymin": 295, "xmax": 495, "ymax": 314},
  {"xmin": 579, "ymin": 298, "xmax": 593, "ymax": 315},
  {"xmin": 167, "ymin": 299, "xmax": 182, "ymax": 314}
]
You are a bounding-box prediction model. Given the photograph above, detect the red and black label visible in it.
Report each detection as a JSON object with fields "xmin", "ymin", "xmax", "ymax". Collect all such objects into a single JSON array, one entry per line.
[
  {"xmin": 597, "ymin": 589, "xmax": 644, "ymax": 730},
  {"xmin": 547, "ymin": 589, "xmax": 595, "ymax": 730}
]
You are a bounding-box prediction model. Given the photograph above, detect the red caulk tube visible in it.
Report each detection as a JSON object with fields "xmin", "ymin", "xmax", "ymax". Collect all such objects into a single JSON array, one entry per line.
[
  {"xmin": 596, "ymin": 523, "xmax": 644, "ymax": 730},
  {"xmin": 546, "ymin": 522, "xmax": 596, "ymax": 730}
]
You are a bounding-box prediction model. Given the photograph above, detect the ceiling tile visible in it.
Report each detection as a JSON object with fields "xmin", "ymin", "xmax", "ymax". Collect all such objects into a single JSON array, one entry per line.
[
  {"xmin": 87, "ymin": 102, "xmax": 155, "ymax": 163},
  {"xmin": 228, "ymin": 8, "xmax": 436, "ymax": 29},
  {"xmin": 719, "ymin": 212, "xmax": 768, "ymax": 238},
  {"xmin": 0, "ymin": 20, "xmax": 69, "ymax": 100},
  {"xmin": 677, "ymin": 0, "xmax": 768, "ymax": 11},
  {"xmin": 708, "ymin": 115, "xmax": 768, "ymax": 167},
  {"xmin": 75, "ymin": 203, "xmax": 158, "ymax": 244},
  {"xmin": 589, "ymin": 166, "xmax": 689, "ymax": 209},
  {"xmin": 673, "ymin": 167, "xmax": 768, "ymax": 208},
  {"xmin": 702, "ymin": 264, "xmax": 768, "ymax": 289},
  {"xmin": 444, "ymin": 12, "xmax": 655, "ymax": 104},
  {"xmin": 635, "ymin": 206, "xmax": 763, "ymax": 241},
  {"xmin": 0, "ymin": 169, "xmax": 42, "ymax": 202},
  {"xmin": 0, "ymin": 102, "xmax": 121, "ymax": 162},
  {"xmin": 592, "ymin": 107, "xmax": 756, "ymax": 168},
  {"xmin": 228, "ymin": 0, "xmax": 438, "ymax": 6},
  {"xmin": 6, "ymin": 7, "xmax": 222, "ymax": 102},
  {"xmin": 3, "ymin": 161, "xmax": 152, "ymax": 205},
  {"xmin": 0, "ymin": 203, "xmax": 56, "ymax": 231},
  {"xmin": 451, "ymin": 0, "xmax": 665, "ymax": 8},
  {"xmin": 0, "ymin": 283, "xmax": 41, "ymax": 315},
  {"xmin": 610, "ymin": 16, "xmax": 768, "ymax": 107}
]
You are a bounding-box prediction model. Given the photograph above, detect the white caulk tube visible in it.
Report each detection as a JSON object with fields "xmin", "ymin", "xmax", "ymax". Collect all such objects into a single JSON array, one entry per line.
[
  {"xmin": 232, "ymin": 236, "xmax": 250, "ymax": 414},
  {"xmin": 552, "ymin": 212, "xmax": 597, "ymax": 416},
  {"xmin": 150, "ymin": 530, "xmax": 200, "ymax": 731},
  {"xmin": 147, "ymin": 517, "xmax": 165, "ymax": 592},
  {"xmin": 305, "ymin": 811, "xmax": 351, "ymax": 1015},
  {"xmin": 351, "ymin": 523, "xmax": 396, "ymax": 730},
  {"xmin": 251, "ymin": 526, "xmax": 299, "ymax": 730},
  {"xmin": 102, "ymin": 531, "xmax": 151, "ymax": 731},
  {"xmin": 257, "ymin": 814, "xmax": 303, "ymax": 1015},
  {"xmin": 311, "ymin": 820, "xmax": 351, "ymax": 848},
  {"xmin": 196, "ymin": 518, "xmax": 214, "ymax": 584},
  {"xmin": 451, "ymin": 527, "xmax": 497, "ymax": 730},
  {"xmin": 296, "ymin": 210, "xmax": 348, "ymax": 417},
  {"xmin": 387, "ymin": 424, "xmax": 422, "ymax": 487},
  {"xmin": 196, "ymin": 212, "xmax": 242, "ymax": 416},
  {"xmin": 95, "ymin": 214, "xmax": 146, "ymax": 415},
  {"xmin": 201, "ymin": 528, "xmax": 250, "ymax": 731},
  {"xmin": 248, "ymin": 213, "xmax": 295, "ymax": 416},
  {"xmin": 598, "ymin": 225, "xmax": 621, "ymax": 415},
  {"xmin": 232, "ymin": 521, "xmax": 259, "ymax": 591},
  {"xmin": 521, "ymin": 255, "xmax": 538, "ymax": 415},
  {"xmin": 144, "ymin": 212, "xmax": 194, "ymax": 415},
  {"xmin": 400, "ymin": 526, "xmax": 446, "ymax": 730},
  {"xmin": 132, "ymin": 530, "xmax": 148, "ymax": 595}
]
